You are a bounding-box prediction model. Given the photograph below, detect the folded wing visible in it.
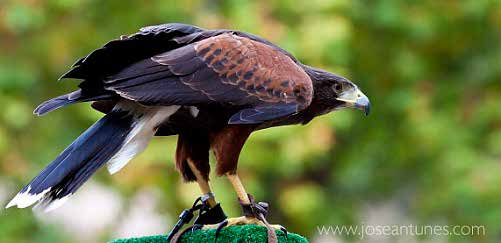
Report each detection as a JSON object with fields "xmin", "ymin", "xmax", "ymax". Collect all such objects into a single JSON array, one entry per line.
[
  {"xmin": 39, "ymin": 24, "xmax": 313, "ymax": 124},
  {"xmin": 102, "ymin": 33, "xmax": 313, "ymax": 124}
]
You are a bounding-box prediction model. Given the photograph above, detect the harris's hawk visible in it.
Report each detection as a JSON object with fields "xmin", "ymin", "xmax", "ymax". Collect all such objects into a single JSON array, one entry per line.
[{"xmin": 6, "ymin": 23, "xmax": 370, "ymax": 241}]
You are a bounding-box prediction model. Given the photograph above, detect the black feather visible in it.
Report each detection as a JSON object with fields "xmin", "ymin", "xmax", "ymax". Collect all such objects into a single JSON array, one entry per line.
[
  {"xmin": 60, "ymin": 23, "xmax": 205, "ymax": 80},
  {"xmin": 18, "ymin": 110, "xmax": 134, "ymax": 208},
  {"xmin": 34, "ymin": 90, "xmax": 113, "ymax": 115}
]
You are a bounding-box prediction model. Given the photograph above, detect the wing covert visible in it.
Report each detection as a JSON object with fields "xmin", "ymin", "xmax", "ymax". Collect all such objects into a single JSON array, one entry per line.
[{"xmin": 194, "ymin": 33, "xmax": 313, "ymax": 108}]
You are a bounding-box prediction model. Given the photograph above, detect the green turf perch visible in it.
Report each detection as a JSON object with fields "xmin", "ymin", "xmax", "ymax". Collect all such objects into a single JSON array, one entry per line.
[{"xmin": 109, "ymin": 225, "xmax": 308, "ymax": 243}]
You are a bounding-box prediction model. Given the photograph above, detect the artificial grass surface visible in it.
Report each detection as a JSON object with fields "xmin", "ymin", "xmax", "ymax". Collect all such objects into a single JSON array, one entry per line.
[{"xmin": 109, "ymin": 224, "xmax": 308, "ymax": 243}]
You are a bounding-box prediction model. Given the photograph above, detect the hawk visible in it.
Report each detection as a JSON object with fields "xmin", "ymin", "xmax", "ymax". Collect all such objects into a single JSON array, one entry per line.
[{"xmin": 6, "ymin": 23, "xmax": 370, "ymax": 241}]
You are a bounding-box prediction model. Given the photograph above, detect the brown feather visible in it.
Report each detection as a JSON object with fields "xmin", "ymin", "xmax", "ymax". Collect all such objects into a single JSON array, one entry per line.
[
  {"xmin": 175, "ymin": 133, "xmax": 211, "ymax": 182},
  {"xmin": 194, "ymin": 33, "xmax": 313, "ymax": 109},
  {"xmin": 210, "ymin": 125, "xmax": 255, "ymax": 175}
]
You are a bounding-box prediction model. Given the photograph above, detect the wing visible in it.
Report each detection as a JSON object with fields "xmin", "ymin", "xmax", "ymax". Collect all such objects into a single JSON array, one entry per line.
[
  {"xmin": 61, "ymin": 23, "xmax": 205, "ymax": 80},
  {"xmin": 34, "ymin": 23, "xmax": 209, "ymax": 116},
  {"xmin": 103, "ymin": 33, "xmax": 313, "ymax": 124}
]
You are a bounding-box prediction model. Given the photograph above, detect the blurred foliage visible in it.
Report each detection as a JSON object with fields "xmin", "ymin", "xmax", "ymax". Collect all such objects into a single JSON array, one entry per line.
[{"xmin": 0, "ymin": 0, "xmax": 500, "ymax": 242}]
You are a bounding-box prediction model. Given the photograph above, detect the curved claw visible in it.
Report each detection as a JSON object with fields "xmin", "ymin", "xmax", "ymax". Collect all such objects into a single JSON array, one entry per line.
[
  {"xmin": 166, "ymin": 209, "xmax": 194, "ymax": 241},
  {"xmin": 214, "ymin": 219, "xmax": 229, "ymax": 242},
  {"xmin": 279, "ymin": 226, "xmax": 288, "ymax": 239}
]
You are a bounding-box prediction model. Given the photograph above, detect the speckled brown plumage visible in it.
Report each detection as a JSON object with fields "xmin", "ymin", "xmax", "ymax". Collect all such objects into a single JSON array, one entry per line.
[{"xmin": 193, "ymin": 33, "xmax": 312, "ymax": 108}]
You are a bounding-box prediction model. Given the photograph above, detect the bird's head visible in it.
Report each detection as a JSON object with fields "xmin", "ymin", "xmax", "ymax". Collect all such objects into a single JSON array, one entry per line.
[{"xmin": 305, "ymin": 66, "xmax": 370, "ymax": 116}]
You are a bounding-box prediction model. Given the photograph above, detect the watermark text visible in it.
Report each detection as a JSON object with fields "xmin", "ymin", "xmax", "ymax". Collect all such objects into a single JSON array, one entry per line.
[{"xmin": 317, "ymin": 224, "xmax": 485, "ymax": 239}]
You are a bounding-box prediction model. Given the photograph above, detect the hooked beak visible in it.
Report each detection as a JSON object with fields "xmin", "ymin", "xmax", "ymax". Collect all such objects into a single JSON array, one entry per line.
[{"xmin": 335, "ymin": 88, "xmax": 371, "ymax": 116}]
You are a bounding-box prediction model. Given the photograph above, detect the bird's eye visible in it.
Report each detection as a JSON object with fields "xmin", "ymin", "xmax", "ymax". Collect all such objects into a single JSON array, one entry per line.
[{"xmin": 333, "ymin": 83, "xmax": 342, "ymax": 92}]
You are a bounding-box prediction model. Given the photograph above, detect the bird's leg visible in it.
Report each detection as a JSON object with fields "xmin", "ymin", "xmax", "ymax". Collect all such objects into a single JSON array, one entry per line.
[
  {"xmin": 186, "ymin": 159, "xmax": 227, "ymax": 226},
  {"xmin": 202, "ymin": 173, "xmax": 286, "ymax": 243},
  {"xmin": 187, "ymin": 159, "xmax": 217, "ymax": 207},
  {"xmin": 227, "ymin": 172, "xmax": 251, "ymax": 204},
  {"xmin": 227, "ymin": 173, "xmax": 283, "ymax": 231},
  {"xmin": 167, "ymin": 159, "xmax": 227, "ymax": 242}
]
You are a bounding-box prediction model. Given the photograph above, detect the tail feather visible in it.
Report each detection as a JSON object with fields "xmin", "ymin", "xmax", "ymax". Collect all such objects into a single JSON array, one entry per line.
[
  {"xmin": 33, "ymin": 89, "xmax": 113, "ymax": 116},
  {"xmin": 6, "ymin": 109, "xmax": 133, "ymax": 211},
  {"xmin": 6, "ymin": 102, "xmax": 179, "ymax": 211}
]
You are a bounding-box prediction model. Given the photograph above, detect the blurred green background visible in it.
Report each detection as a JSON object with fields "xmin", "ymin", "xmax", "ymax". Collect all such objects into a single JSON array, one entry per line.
[{"xmin": 0, "ymin": 0, "xmax": 500, "ymax": 242}]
